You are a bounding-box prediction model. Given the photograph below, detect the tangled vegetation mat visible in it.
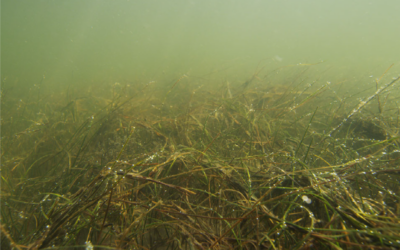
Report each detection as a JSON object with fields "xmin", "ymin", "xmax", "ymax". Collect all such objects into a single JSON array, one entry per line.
[{"xmin": 1, "ymin": 65, "xmax": 400, "ymax": 249}]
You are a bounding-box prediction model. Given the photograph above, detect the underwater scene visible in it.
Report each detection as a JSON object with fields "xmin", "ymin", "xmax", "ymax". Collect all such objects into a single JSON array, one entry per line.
[{"xmin": 1, "ymin": 0, "xmax": 400, "ymax": 249}]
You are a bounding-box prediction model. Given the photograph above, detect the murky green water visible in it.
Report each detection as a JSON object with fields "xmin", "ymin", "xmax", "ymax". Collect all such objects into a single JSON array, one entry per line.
[
  {"xmin": 1, "ymin": 1, "xmax": 400, "ymax": 249},
  {"xmin": 3, "ymin": 0, "xmax": 400, "ymax": 83}
]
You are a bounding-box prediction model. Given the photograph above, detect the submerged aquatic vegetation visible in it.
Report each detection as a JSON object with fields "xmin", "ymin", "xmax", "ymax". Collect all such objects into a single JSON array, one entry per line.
[{"xmin": 1, "ymin": 65, "xmax": 400, "ymax": 249}]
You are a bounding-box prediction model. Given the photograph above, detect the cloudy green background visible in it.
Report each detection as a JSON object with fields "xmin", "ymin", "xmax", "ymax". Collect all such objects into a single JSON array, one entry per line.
[{"xmin": 2, "ymin": 0, "xmax": 400, "ymax": 86}]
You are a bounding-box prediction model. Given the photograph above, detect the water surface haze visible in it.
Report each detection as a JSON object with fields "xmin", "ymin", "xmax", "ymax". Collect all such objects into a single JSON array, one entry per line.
[{"xmin": 2, "ymin": 0, "xmax": 400, "ymax": 85}]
